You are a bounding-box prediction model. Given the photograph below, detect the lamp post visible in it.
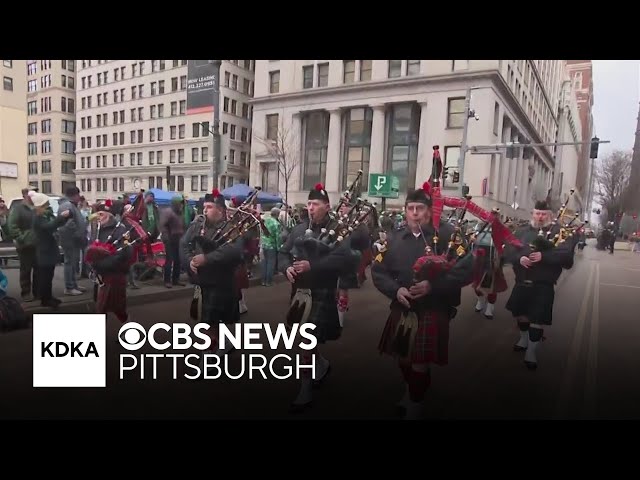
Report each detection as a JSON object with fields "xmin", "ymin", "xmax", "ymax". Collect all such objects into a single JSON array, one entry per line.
[
  {"xmin": 458, "ymin": 86, "xmax": 482, "ymax": 197},
  {"xmin": 209, "ymin": 60, "xmax": 222, "ymax": 190}
]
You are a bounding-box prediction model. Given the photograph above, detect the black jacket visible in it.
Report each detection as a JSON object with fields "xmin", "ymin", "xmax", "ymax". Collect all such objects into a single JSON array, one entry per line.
[
  {"xmin": 88, "ymin": 217, "xmax": 134, "ymax": 275},
  {"xmin": 180, "ymin": 215, "xmax": 244, "ymax": 289},
  {"xmin": 371, "ymin": 220, "xmax": 468, "ymax": 312},
  {"xmin": 503, "ymin": 223, "xmax": 574, "ymax": 285},
  {"xmin": 338, "ymin": 223, "xmax": 371, "ymax": 290},
  {"xmin": 32, "ymin": 211, "xmax": 69, "ymax": 267},
  {"xmin": 278, "ymin": 214, "xmax": 359, "ymax": 290}
]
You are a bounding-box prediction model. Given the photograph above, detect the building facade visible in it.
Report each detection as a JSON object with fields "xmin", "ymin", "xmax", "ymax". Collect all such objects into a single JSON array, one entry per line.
[
  {"xmin": 74, "ymin": 60, "xmax": 254, "ymax": 203},
  {"xmin": 0, "ymin": 60, "xmax": 28, "ymax": 200},
  {"xmin": 26, "ymin": 60, "xmax": 77, "ymax": 195},
  {"xmin": 249, "ymin": 60, "xmax": 565, "ymax": 218},
  {"xmin": 565, "ymin": 60, "xmax": 595, "ymax": 214}
]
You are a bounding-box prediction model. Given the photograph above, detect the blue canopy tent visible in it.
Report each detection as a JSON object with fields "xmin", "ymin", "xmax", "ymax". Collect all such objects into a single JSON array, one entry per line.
[
  {"xmin": 220, "ymin": 184, "xmax": 282, "ymax": 205},
  {"xmin": 129, "ymin": 188, "xmax": 198, "ymax": 207}
]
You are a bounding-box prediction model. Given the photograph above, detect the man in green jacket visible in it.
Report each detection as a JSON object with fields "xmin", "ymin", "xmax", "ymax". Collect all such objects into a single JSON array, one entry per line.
[{"xmin": 7, "ymin": 189, "xmax": 38, "ymax": 302}]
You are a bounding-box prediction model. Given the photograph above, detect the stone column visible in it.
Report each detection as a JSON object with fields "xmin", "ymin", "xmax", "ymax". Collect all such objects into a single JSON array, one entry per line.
[
  {"xmin": 369, "ymin": 105, "xmax": 386, "ymax": 177},
  {"xmin": 415, "ymin": 101, "xmax": 430, "ymax": 184},
  {"xmin": 325, "ymin": 108, "xmax": 342, "ymax": 194}
]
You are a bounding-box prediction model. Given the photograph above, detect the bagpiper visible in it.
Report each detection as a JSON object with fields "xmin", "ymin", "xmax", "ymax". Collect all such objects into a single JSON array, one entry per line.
[{"xmin": 470, "ymin": 222, "xmax": 508, "ymax": 319}]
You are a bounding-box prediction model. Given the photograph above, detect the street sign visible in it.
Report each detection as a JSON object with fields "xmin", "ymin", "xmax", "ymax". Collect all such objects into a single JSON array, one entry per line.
[{"xmin": 368, "ymin": 173, "xmax": 399, "ymax": 198}]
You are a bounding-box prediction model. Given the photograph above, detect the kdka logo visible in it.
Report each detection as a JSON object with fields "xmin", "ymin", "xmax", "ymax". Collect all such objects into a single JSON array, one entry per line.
[{"xmin": 32, "ymin": 314, "xmax": 106, "ymax": 388}]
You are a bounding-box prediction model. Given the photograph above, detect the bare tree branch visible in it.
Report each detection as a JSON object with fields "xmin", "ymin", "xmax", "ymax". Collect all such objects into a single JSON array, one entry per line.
[
  {"xmin": 595, "ymin": 149, "xmax": 632, "ymax": 223},
  {"xmin": 253, "ymin": 119, "xmax": 301, "ymax": 209}
]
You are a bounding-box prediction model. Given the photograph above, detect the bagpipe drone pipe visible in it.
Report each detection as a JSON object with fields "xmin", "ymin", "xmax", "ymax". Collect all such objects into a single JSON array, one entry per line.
[{"xmin": 286, "ymin": 171, "xmax": 379, "ymax": 328}]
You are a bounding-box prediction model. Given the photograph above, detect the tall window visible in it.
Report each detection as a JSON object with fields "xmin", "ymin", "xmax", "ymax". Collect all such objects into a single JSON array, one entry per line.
[
  {"xmin": 342, "ymin": 108, "xmax": 372, "ymax": 191},
  {"xmin": 407, "ymin": 60, "xmax": 420, "ymax": 75},
  {"xmin": 452, "ymin": 60, "xmax": 469, "ymax": 71},
  {"xmin": 302, "ymin": 65, "xmax": 313, "ymax": 89},
  {"xmin": 317, "ymin": 63, "xmax": 329, "ymax": 87},
  {"xmin": 302, "ymin": 111, "xmax": 330, "ymax": 190},
  {"xmin": 269, "ymin": 71, "xmax": 280, "ymax": 93},
  {"xmin": 447, "ymin": 97, "xmax": 465, "ymax": 128},
  {"xmin": 266, "ymin": 114, "xmax": 278, "ymax": 140},
  {"xmin": 388, "ymin": 60, "xmax": 402, "ymax": 78},
  {"xmin": 360, "ymin": 60, "xmax": 372, "ymax": 81},
  {"xmin": 387, "ymin": 103, "xmax": 420, "ymax": 193},
  {"xmin": 444, "ymin": 146, "xmax": 461, "ymax": 169},
  {"xmin": 343, "ymin": 61, "xmax": 356, "ymax": 84}
]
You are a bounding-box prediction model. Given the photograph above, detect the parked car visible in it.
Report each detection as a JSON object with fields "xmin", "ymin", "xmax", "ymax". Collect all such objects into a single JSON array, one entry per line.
[{"xmin": 0, "ymin": 195, "xmax": 64, "ymax": 262}]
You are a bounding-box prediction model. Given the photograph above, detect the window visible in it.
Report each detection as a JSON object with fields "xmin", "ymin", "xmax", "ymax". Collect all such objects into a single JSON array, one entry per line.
[
  {"xmin": 112, "ymin": 154, "xmax": 117, "ymax": 167},
  {"xmin": 120, "ymin": 153, "xmax": 124, "ymax": 166},
  {"xmin": 179, "ymin": 100, "xmax": 186, "ymax": 114},
  {"xmin": 150, "ymin": 105, "xmax": 156, "ymax": 119},
  {"xmin": 28, "ymin": 123, "xmax": 37, "ymax": 135},
  {"xmin": 452, "ymin": 60, "xmax": 469, "ymax": 71},
  {"xmin": 171, "ymin": 101, "xmax": 177, "ymax": 116},
  {"xmin": 191, "ymin": 176, "xmax": 198, "ymax": 191},
  {"xmin": 62, "ymin": 120, "xmax": 75, "ymax": 134},
  {"xmin": 150, "ymin": 128, "xmax": 156, "ymax": 142},
  {"xmin": 240, "ymin": 152, "xmax": 247, "ymax": 167},
  {"xmin": 171, "ymin": 77, "xmax": 178, "ymax": 91},
  {"xmin": 242, "ymin": 103, "xmax": 249, "ymax": 118},
  {"xmin": 3, "ymin": 60, "xmax": 12, "ymax": 68},
  {"xmin": 387, "ymin": 103, "xmax": 420, "ymax": 193},
  {"xmin": 180, "ymin": 75, "xmax": 186, "ymax": 90},
  {"xmin": 223, "ymin": 122, "xmax": 228, "ymax": 134},
  {"xmin": 42, "ymin": 160, "xmax": 51, "ymax": 173},
  {"xmin": 388, "ymin": 60, "xmax": 402, "ymax": 78},
  {"xmin": 28, "ymin": 101, "xmax": 37, "ymax": 115},
  {"xmin": 302, "ymin": 111, "xmax": 330, "ymax": 190},
  {"xmin": 493, "ymin": 102, "xmax": 500, "ymax": 135},
  {"xmin": 261, "ymin": 162, "xmax": 278, "ymax": 193},
  {"xmin": 113, "ymin": 178, "xmax": 118, "ymax": 191},
  {"xmin": 231, "ymin": 99, "xmax": 237, "ymax": 115},
  {"xmin": 42, "ymin": 181, "xmax": 52, "ymax": 194},
  {"xmin": 42, "ymin": 140, "xmax": 51, "ymax": 153},
  {"xmin": 27, "ymin": 61, "xmax": 37, "ymax": 75},
  {"xmin": 192, "ymin": 148, "xmax": 199, "ymax": 162},
  {"xmin": 62, "ymin": 161, "xmax": 75, "ymax": 174},
  {"xmin": 342, "ymin": 108, "xmax": 372, "ymax": 190},
  {"xmin": 201, "ymin": 147, "xmax": 208, "ymax": 161},
  {"xmin": 317, "ymin": 63, "xmax": 329, "ymax": 87},
  {"xmin": 266, "ymin": 114, "xmax": 278, "ymax": 140},
  {"xmin": 131, "ymin": 131, "xmax": 136, "ymax": 144},
  {"xmin": 178, "ymin": 149, "xmax": 185, "ymax": 163},
  {"xmin": 358, "ymin": 60, "xmax": 372, "ymax": 82},
  {"xmin": 224, "ymin": 71, "xmax": 230, "ymax": 87},
  {"xmin": 137, "ymin": 152, "xmax": 142, "ymax": 165},
  {"xmin": 443, "ymin": 146, "xmax": 462, "ymax": 172},
  {"xmin": 243, "ymin": 78, "xmax": 250, "ymax": 94},
  {"xmin": 42, "ymin": 119, "xmax": 51, "ymax": 133},
  {"xmin": 62, "ymin": 140, "xmax": 74, "ymax": 154},
  {"xmin": 177, "ymin": 176, "xmax": 184, "ymax": 191},
  {"xmin": 170, "ymin": 150, "xmax": 176, "ymax": 163},
  {"xmin": 229, "ymin": 149, "xmax": 235, "ymax": 164},
  {"xmin": 119, "ymin": 178, "xmax": 124, "ymax": 191},
  {"xmin": 61, "ymin": 97, "xmax": 67, "ymax": 112},
  {"xmin": 192, "ymin": 123, "xmax": 200, "ymax": 137},
  {"xmin": 81, "ymin": 179, "xmax": 86, "ymax": 191},
  {"xmin": 231, "ymin": 74, "xmax": 238, "ymax": 90},
  {"xmin": 158, "ymin": 127, "xmax": 163, "ymax": 141},
  {"xmin": 138, "ymin": 130, "xmax": 143, "ymax": 143},
  {"xmin": 170, "ymin": 126, "xmax": 177, "ymax": 140},
  {"xmin": 230, "ymin": 125, "xmax": 236, "ymax": 140},
  {"xmin": 241, "ymin": 127, "xmax": 248, "ymax": 142},
  {"xmin": 149, "ymin": 151, "xmax": 155, "ymax": 165},
  {"xmin": 28, "ymin": 79, "xmax": 37, "ymax": 92},
  {"xmin": 269, "ymin": 71, "xmax": 280, "ymax": 93},
  {"xmin": 407, "ymin": 60, "xmax": 420, "ymax": 75},
  {"xmin": 130, "ymin": 153, "xmax": 135, "ymax": 166},
  {"xmin": 69, "ymin": 77, "xmax": 75, "ymax": 89},
  {"xmin": 28, "ymin": 143, "xmax": 37, "ymax": 155},
  {"xmin": 119, "ymin": 132, "xmax": 124, "ymax": 145},
  {"xmin": 156, "ymin": 151, "xmax": 163, "ymax": 164},
  {"xmin": 223, "ymin": 97, "xmax": 229, "ymax": 112},
  {"xmin": 343, "ymin": 61, "xmax": 356, "ymax": 83},
  {"xmin": 201, "ymin": 121, "xmax": 209, "ymax": 136},
  {"xmin": 179, "ymin": 124, "xmax": 185, "ymax": 139},
  {"xmin": 3, "ymin": 76, "xmax": 13, "ymax": 91},
  {"xmin": 200, "ymin": 175, "xmax": 208, "ymax": 191},
  {"xmin": 447, "ymin": 97, "xmax": 465, "ymax": 128},
  {"xmin": 29, "ymin": 162, "xmax": 38, "ymax": 174},
  {"xmin": 158, "ymin": 104, "xmax": 164, "ymax": 117}
]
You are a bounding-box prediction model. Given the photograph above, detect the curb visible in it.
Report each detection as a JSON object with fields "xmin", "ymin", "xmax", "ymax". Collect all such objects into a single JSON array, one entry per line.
[{"xmin": 22, "ymin": 274, "xmax": 287, "ymax": 315}]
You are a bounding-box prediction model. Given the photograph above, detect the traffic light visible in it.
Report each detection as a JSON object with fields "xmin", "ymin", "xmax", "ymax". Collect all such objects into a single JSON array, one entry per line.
[
  {"xmin": 443, "ymin": 167, "xmax": 449, "ymax": 180},
  {"xmin": 452, "ymin": 171, "xmax": 460, "ymax": 183},
  {"xmin": 590, "ymin": 137, "xmax": 599, "ymax": 159}
]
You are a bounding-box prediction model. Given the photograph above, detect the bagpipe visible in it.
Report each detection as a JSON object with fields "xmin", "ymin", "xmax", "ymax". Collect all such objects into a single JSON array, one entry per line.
[
  {"xmin": 530, "ymin": 188, "xmax": 588, "ymax": 253},
  {"xmin": 286, "ymin": 171, "xmax": 379, "ymax": 327},
  {"xmin": 85, "ymin": 196, "xmax": 150, "ymax": 286}
]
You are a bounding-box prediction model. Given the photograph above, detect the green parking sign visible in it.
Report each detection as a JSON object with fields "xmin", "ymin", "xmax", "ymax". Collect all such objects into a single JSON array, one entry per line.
[{"xmin": 368, "ymin": 174, "xmax": 399, "ymax": 198}]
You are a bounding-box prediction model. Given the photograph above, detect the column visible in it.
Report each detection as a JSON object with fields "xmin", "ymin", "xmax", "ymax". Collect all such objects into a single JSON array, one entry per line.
[
  {"xmin": 324, "ymin": 108, "xmax": 342, "ymax": 194},
  {"xmin": 499, "ymin": 123, "xmax": 512, "ymax": 204},
  {"xmin": 290, "ymin": 112, "xmax": 302, "ymax": 192},
  {"xmin": 369, "ymin": 105, "xmax": 386, "ymax": 176},
  {"xmin": 415, "ymin": 101, "xmax": 430, "ymax": 183}
]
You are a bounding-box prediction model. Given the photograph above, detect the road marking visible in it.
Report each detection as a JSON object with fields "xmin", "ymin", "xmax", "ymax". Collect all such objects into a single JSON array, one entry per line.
[
  {"xmin": 555, "ymin": 261, "xmax": 594, "ymax": 419},
  {"xmin": 599, "ymin": 283, "xmax": 640, "ymax": 289},
  {"xmin": 584, "ymin": 262, "xmax": 600, "ymax": 418}
]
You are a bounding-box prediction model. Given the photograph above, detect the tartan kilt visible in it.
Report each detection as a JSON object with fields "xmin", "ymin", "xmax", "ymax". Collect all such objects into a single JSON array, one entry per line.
[
  {"xmin": 378, "ymin": 305, "xmax": 450, "ymax": 365},
  {"xmin": 95, "ymin": 274, "xmax": 127, "ymax": 314},
  {"xmin": 472, "ymin": 267, "xmax": 508, "ymax": 294},
  {"xmin": 234, "ymin": 264, "xmax": 249, "ymax": 292},
  {"xmin": 191, "ymin": 285, "xmax": 240, "ymax": 325},
  {"xmin": 288, "ymin": 286, "xmax": 341, "ymax": 343},
  {"xmin": 357, "ymin": 248, "xmax": 373, "ymax": 283},
  {"xmin": 505, "ymin": 283, "xmax": 555, "ymax": 326}
]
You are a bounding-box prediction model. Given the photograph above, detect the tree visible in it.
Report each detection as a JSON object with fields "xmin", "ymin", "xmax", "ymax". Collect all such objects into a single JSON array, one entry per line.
[
  {"xmin": 254, "ymin": 120, "xmax": 300, "ymax": 209},
  {"xmin": 595, "ymin": 149, "xmax": 632, "ymax": 224}
]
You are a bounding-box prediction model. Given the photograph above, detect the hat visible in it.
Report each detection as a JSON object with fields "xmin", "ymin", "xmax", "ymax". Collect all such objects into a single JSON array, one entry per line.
[
  {"xmin": 308, "ymin": 183, "xmax": 329, "ymax": 203},
  {"xmin": 405, "ymin": 182, "xmax": 432, "ymax": 206},
  {"xmin": 31, "ymin": 192, "xmax": 50, "ymax": 208},
  {"xmin": 534, "ymin": 200, "xmax": 550, "ymax": 211},
  {"xmin": 144, "ymin": 191, "xmax": 155, "ymax": 199},
  {"xmin": 204, "ymin": 188, "xmax": 226, "ymax": 208}
]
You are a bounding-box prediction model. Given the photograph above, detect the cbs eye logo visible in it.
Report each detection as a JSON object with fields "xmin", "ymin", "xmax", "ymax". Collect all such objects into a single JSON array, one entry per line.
[{"xmin": 118, "ymin": 322, "xmax": 147, "ymax": 351}]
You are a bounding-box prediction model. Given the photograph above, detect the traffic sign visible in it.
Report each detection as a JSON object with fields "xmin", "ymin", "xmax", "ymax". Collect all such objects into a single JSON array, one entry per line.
[{"xmin": 368, "ymin": 173, "xmax": 399, "ymax": 198}]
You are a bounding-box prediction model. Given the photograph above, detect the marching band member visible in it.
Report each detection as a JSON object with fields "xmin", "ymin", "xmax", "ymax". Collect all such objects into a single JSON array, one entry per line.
[
  {"xmin": 278, "ymin": 183, "xmax": 359, "ymax": 413},
  {"xmin": 86, "ymin": 200, "xmax": 136, "ymax": 324},
  {"xmin": 180, "ymin": 189, "xmax": 245, "ymax": 360},
  {"xmin": 371, "ymin": 184, "xmax": 474, "ymax": 420},
  {"xmin": 503, "ymin": 200, "xmax": 575, "ymax": 370},
  {"xmin": 471, "ymin": 223, "xmax": 507, "ymax": 319}
]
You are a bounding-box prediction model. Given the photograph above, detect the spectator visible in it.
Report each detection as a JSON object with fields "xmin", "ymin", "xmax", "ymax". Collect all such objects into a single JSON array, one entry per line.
[
  {"xmin": 261, "ymin": 207, "xmax": 282, "ymax": 287},
  {"xmin": 58, "ymin": 186, "xmax": 88, "ymax": 295},
  {"xmin": 141, "ymin": 191, "xmax": 160, "ymax": 241},
  {"xmin": 32, "ymin": 193, "xmax": 71, "ymax": 308},
  {"xmin": 7, "ymin": 189, "xmax": 38, "ymax": 302},
  {"xmin": 160, "ymin": 196, "xmax": 186, "ymax": 288}
]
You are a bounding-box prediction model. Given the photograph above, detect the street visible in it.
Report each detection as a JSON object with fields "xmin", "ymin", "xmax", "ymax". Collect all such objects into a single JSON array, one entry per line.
[{"xmin": 1, "ymin": 240, "xmax": 639, "ymax": 420}]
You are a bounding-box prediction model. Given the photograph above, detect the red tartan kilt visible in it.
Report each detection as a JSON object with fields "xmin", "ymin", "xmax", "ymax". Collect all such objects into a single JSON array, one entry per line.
[
  {"xmin": 96, "ymin": 274, "xmax": 127, "ymax": 314},
  {"xmin": 359, "ymin": 248, "xmax": 373, "ymax": 272},
  {"xmin": 471, "ymin": 267, "xmax": 508, "ymax": 293},
  {"xmin": 235, "ymin": 264, "xmax": 249, "ymax": 292},
  {"xmin": 378, "ymin": 306, "xmax": 450, "ymax": 365}
]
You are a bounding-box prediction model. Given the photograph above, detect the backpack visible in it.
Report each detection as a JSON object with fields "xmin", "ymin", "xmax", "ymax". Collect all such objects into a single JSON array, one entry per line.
[{"xmin": 0, "ymin": 295, "xmax": 29, "ymax": 333}]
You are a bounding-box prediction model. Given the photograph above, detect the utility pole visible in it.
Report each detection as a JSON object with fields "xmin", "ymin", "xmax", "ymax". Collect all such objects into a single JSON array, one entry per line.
[{"xmin": 209, "ymin": 60, "xmax": 222, "ymax": 190}]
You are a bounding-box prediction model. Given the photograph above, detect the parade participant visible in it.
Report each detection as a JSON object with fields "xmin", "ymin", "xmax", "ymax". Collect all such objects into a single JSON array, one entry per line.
[
  {"xmin": 503, "ymin": 200, "xmax": 575, "ymax": 370},
  {"xmin": 278, "ymin": 183, "xmax": 359, "ymax": 413},
  {"xmin": 336, "ymin": 200, "xmax": 370, "ymax": 327},
  {"xmin": 371, "ymin": 183, "xmax": 472, "ymax": 420},
  {"xmin": 160, "ymin": 195, "xmax": 186, "ymax": 288},
  {"xmin": 180, "ymin": 189, "xmax": 245, "ymax": 359},
  {"xmin": 85, "ymin": 200, "xmax": 138, "ymax": 324},
  {"xmin": 471, "ymin": 223, "xmax": 507, "ymax": 319}
]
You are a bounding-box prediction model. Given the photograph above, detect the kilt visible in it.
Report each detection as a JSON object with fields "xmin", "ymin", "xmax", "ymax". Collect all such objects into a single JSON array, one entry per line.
[
  {"xmin": 357, "ymin": 248, "xmax": 373, "ymax": 283},
  {"xmin": 505, "ymin": 283, "xmax": 555, "ymax": 325},
  {"xmin": 95, "ymin": 274, "xmax": 127, "ymax": 314},
  {"xmin": 288, "ymin": 286, "xmax": 341, "ymax": 343},
  {"xmin": 472, "ymin": 267, "xmax": 508, "ymax": 294},
  {"xmin": 378, "ymin": 306, "xmax": 450, "ymax": 365},
  {"xmin": 191, "ymin": 285, "xmax": 240, "ymax": 325}
]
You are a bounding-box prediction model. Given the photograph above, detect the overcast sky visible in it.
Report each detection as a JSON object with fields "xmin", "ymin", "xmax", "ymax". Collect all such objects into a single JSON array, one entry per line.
[{"xmin": 592, "ymin": 60, "xmax": 640, "ymax": 156}]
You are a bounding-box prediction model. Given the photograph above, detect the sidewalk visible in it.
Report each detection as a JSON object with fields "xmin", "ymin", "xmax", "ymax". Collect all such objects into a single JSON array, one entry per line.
[{"xmin": 2, "ymin": 260, "xmax": 285, "ymax": 314}]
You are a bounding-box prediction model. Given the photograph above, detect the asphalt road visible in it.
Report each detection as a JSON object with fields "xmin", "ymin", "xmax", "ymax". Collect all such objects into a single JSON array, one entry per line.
[{"xmin": 1, "ymin": 239, "xmax": 639, "ymax": 420}]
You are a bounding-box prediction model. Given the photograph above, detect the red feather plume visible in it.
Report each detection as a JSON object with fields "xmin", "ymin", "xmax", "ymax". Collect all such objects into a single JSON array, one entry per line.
[
  {"xmin": 212, "ymin": 188, "xmax": 220, "ymax": 197},
  {"xmin": 105, "ymin": 199, "xmax": 113, "ymax": 208},
  {"xmin": 315, "ymin": 183, "xmax": 324, "ymax": 191},
  {"xmin": 422, "ymin": 181, "xmax": 432, "ymax": 196}
]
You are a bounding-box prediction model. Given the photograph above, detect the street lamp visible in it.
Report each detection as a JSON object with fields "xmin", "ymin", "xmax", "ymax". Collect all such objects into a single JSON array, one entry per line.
[
  {"xmin": 208, "ymin": 60, "xmax": 222, "ymax": 190},
  {"xmin": 458, "ymin": 86, "xmax": 483, "ymax": 197}
]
